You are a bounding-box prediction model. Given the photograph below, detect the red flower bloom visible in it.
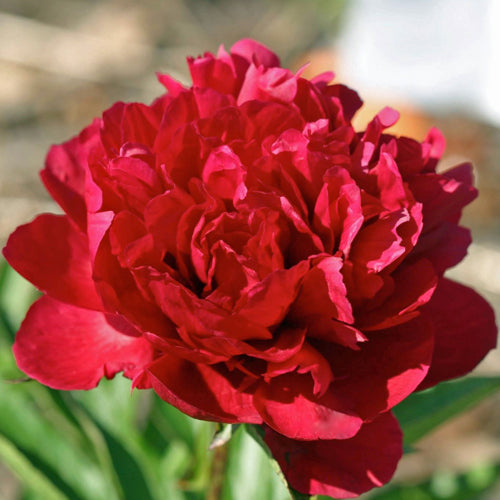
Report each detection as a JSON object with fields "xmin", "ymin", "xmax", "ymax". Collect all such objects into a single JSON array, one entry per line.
[{"xmin": 3, "ymin": 39, "xmax": 497, "ymax": 497}]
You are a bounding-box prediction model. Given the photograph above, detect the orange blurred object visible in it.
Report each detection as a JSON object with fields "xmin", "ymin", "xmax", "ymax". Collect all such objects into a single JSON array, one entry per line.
[{"xmin": 294, "ymin": 47, "xmax": 433, "ymax": 140}]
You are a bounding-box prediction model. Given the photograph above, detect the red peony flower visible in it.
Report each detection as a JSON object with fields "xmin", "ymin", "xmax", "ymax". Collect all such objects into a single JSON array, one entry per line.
[{"xmin": 3, "ymin": 39, "xmax": 497, "ymax": 498}]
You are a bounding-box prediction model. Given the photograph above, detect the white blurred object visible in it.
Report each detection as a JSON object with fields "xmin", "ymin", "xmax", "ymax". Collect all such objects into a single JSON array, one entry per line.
[{"xmin": 337, "ymin": 0, "xmax": 500, "ymax": 125}]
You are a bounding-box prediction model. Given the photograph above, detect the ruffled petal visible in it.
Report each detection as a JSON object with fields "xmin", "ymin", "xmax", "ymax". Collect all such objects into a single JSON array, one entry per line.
[
  {"xmin": 418, "ymin": 278, "xmax": 497, "ymax": 390},
  {"xmin": 289, "ymin": 256, "xmax": 353, "ymax": 325},
  {"xmin": 237, "ymin": 261, "xmax": 309, "ymax": 327},
  {"xmin": 147, "ymin": 355, "xmax": 262, "ymax": 423},
  {"xmin": 13, "ymin": 296, "xmax": 153, "ymax": 390},
  {"xmin": 264, "ymin": 411, "xmax": 402, "ymax": 498}
]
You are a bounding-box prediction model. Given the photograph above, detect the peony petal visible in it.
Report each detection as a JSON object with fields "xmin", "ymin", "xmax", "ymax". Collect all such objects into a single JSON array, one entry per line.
[
  {"xmin": 418, "ymin": 278, "xmax": 498, "ymax": 390},
  {"xmin": 254, "ymin": 372, "xmax": 363, "ymax": 440},
  {"xmin": 350, "ymin": 209, "xmax": 410, "ymax": 274},
  {"xmin": 148, "ymin": 354, "xmax": 262, "ymax": 423},
  {"xmin": 306, "ymin": 318, "xmax": 367, "ymax": 350},
  {"xmin": 144, "ymin": 188, "xmax": 194, "ymax": 261},
  {"xmin": 372, "ymin": 153, "xmax": 408, "ymax": 211},
  {"xmin": 323, "ymin": 84, "xmax": 364, "ymax": 124},
  {"xmin": 409, "ymin": 163, "xmax": 477, "ymax": 230},
  {"xmin": 93, "ymin": 229, "xmax": 172, "ymax": 337},
  {"xmin": 313, "ymin": 166, "xmax": 364, "ymax": 255},
  {"xmin": 13, "ymin": 296, "xmax": 153, "ymax": 390},
  {"xmin": 3, "ymin": 214, "xmax": 102, "ymax": 310},
  {"xmin": 202, "ymin": 145, "xmax": 245, "ymax": 200},
  {"xmin": 357, "ymin": 258, "xmax": 438, "ymax": 330},
  {"xmin": 237, "ymin": 261, "xmax": 309, "ymax": 327},
  {"xmin": 157, "ymin": 72, "xmax": 185, "ymax": 96},
  {"xmin": 265, "ymin": 343, "xmax": 334, "ymax": 397},
  {"xmin": 147, "ymin": 274, "xmax": 273, "ymax": 342},
  {"xmin": 244, "ymin": 327, "xmax": 306, "ymax": 363},
  {"xmin": 327, "ymin": 315, "xmax": 434, "ymax": 419},
  {"xmin": 41, "ymin": 119, "xmax": 101, "ymax": 230},
  {"xmin": 289, "ymin": 256, "xmax": 353, "ymax": 325},
  {"xmin": 230, "ymin": 38, "xmax": 280, "ymax": 69},
  {"xmin": 101, "ymin": 102, "xmax": 161, "ymax": 156},
  {"xmin": 238, "ymin": 64, "xmax": 298, "ymax": 105},
  {"xmin": 264, "ymin": 411, "xmax": 402, "ymax": 498},
  {"xmin": 410, "ymin": 223, "xmax": 472, "ymax": 274},
  {"xmin": 187, "ymin": 53, "xmax": 237, "ymax": 96}
]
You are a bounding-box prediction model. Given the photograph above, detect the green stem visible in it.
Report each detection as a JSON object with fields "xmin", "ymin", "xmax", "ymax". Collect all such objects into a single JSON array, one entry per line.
[{"xmin": 206, "ymin": 443, "xmax": 228, "ymax": 500}]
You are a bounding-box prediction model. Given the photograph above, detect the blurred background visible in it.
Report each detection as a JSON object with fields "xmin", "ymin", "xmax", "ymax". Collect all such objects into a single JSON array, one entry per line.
[{"xmin": 0, "ymin": 0, "xmax": 499, "ymax": 499}]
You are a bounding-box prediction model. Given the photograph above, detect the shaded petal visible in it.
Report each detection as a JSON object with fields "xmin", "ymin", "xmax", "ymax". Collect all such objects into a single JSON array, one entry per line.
[
  {"xmin": 147, "ymin": 274, "xmax": 272, "ymax": 342},
  {"xmin": 13, "ymin": 296, "xmax": 153, "ymax": 390},
  {"xmin": 148, "ymin": 355, "xmax": 262, "ymax": 423},
  {"xmin": 418, "ymin": 278, "xmax": 498, "ymax": 390},
  {"xmin": 144, "ymin": 188, "xmax": 194, "ymax": 260},
  {"xmin": 237, "ymin": 261, "xmax": 309, "ymax": 327},
  {"xmin": 245, "ymin": 327, "xmax": 306, "ymax": 363},
  {"xmin": 264, "ymin": 412, "xmax": 402, "ymax": 498},
  {"xmin": 357, "ymin": 258, "xmax": 437, "ymax": 330},
  {"xmin": 254, "ymin": 372, "xmax": 362, "ymax": 440},
  {"xmin": 410, "ymin": 223, "xmax": 472, "ymax": 274},
  {"xmin": 3, "ymin": 214, "xmax": 102, "ymax": 310},
  {"xmin": 93, "ymin": 230, "xmax": 172, "ymax": 337},
  {"xmin": 409, "ymin": 163, "xmax": 477, "ymax": 230},
  {"xmin": 306, "ymin": 319, "xmax": 367, "ymax": 350},
  {"xmin": 265, "ymin": 343, "xmax": 334, "ymax": 396},
  {"xmin": 328, "ymin": 315, "xmax": 434, "ymax": 419}
]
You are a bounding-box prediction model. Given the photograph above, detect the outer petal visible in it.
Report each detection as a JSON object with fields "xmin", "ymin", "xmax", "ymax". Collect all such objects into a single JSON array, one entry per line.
[
  {"xmin": 327, "ymin": 315, "xmax": 434, "ymax": 419},
  {"xmin": 264, "ymin": 412, "xmax": 402, "ymax": 498},
  {"xmin": 13, "ymin": 296, "xmax": 153, "ymax": 390},
  {"xmin": 230, "ymin": 38, "xmax": 280, "ymax": 69},
  {"xmin": 254, "ymin": 372, "xmax": 363, "ymax": 440},
  {"xmin": 418, "ymin": 278, "xmax": 498, "ymax": 390},
  {"xmin": 147, "ymin": 355, "xmax": 262, "ymax": 423},
  {"xmin": 41, "ymin": 119, "xmax": 101, "ymax": 230},
  {"xmin": 3, "ymin": 214, "xmax": 102, "ymax": 310}
]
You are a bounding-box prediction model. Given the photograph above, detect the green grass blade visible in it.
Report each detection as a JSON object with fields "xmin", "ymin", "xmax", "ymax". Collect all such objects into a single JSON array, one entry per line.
[
  {"xmin": 394, "ymin": 377, "xmax": 500, "ymax": 445},
  {"xmin": 0, "ymin": 433, "xmax": 67, "ymax": 500},
  {"xmin": 224, "ymin": 425, "xmax": 293, "ymax": 500}
]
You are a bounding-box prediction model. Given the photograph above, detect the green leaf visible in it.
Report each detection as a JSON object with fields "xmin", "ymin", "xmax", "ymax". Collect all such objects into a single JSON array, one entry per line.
[
  {"xmin": 289, "ymin": 490, "xmax": 314, "ymax": 500},
  {"xmin": 0, "ymin": 432, "xmax": 67, "ymax": 500},
  {"xmin": 148, "ymin": 395, "xmax": 201, "ymax": 452},
  {"xmin": 96, "ymin": 423, "xmax": 156, "ymax": 500},
  {"xmin": 0, "ymin": 381, "xmax": 115, "ymax": 500},
  {"xmin": 370, "ymin": 462, "xmax": 500, "ymax": 500},
  {"xmin": 393, "ymin": 377, "xmax": 500, "ymax": 445},
  {"xmin": 0, "ymin": 261, "xmax": 39, "ymax": 335},
  {"xmin": 221, "ymin": 425, "xmax": 290, "ymax": 500},
  {"xmin": 71, "ymin": 377, "xmax": 166, "ymax": 499}
]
